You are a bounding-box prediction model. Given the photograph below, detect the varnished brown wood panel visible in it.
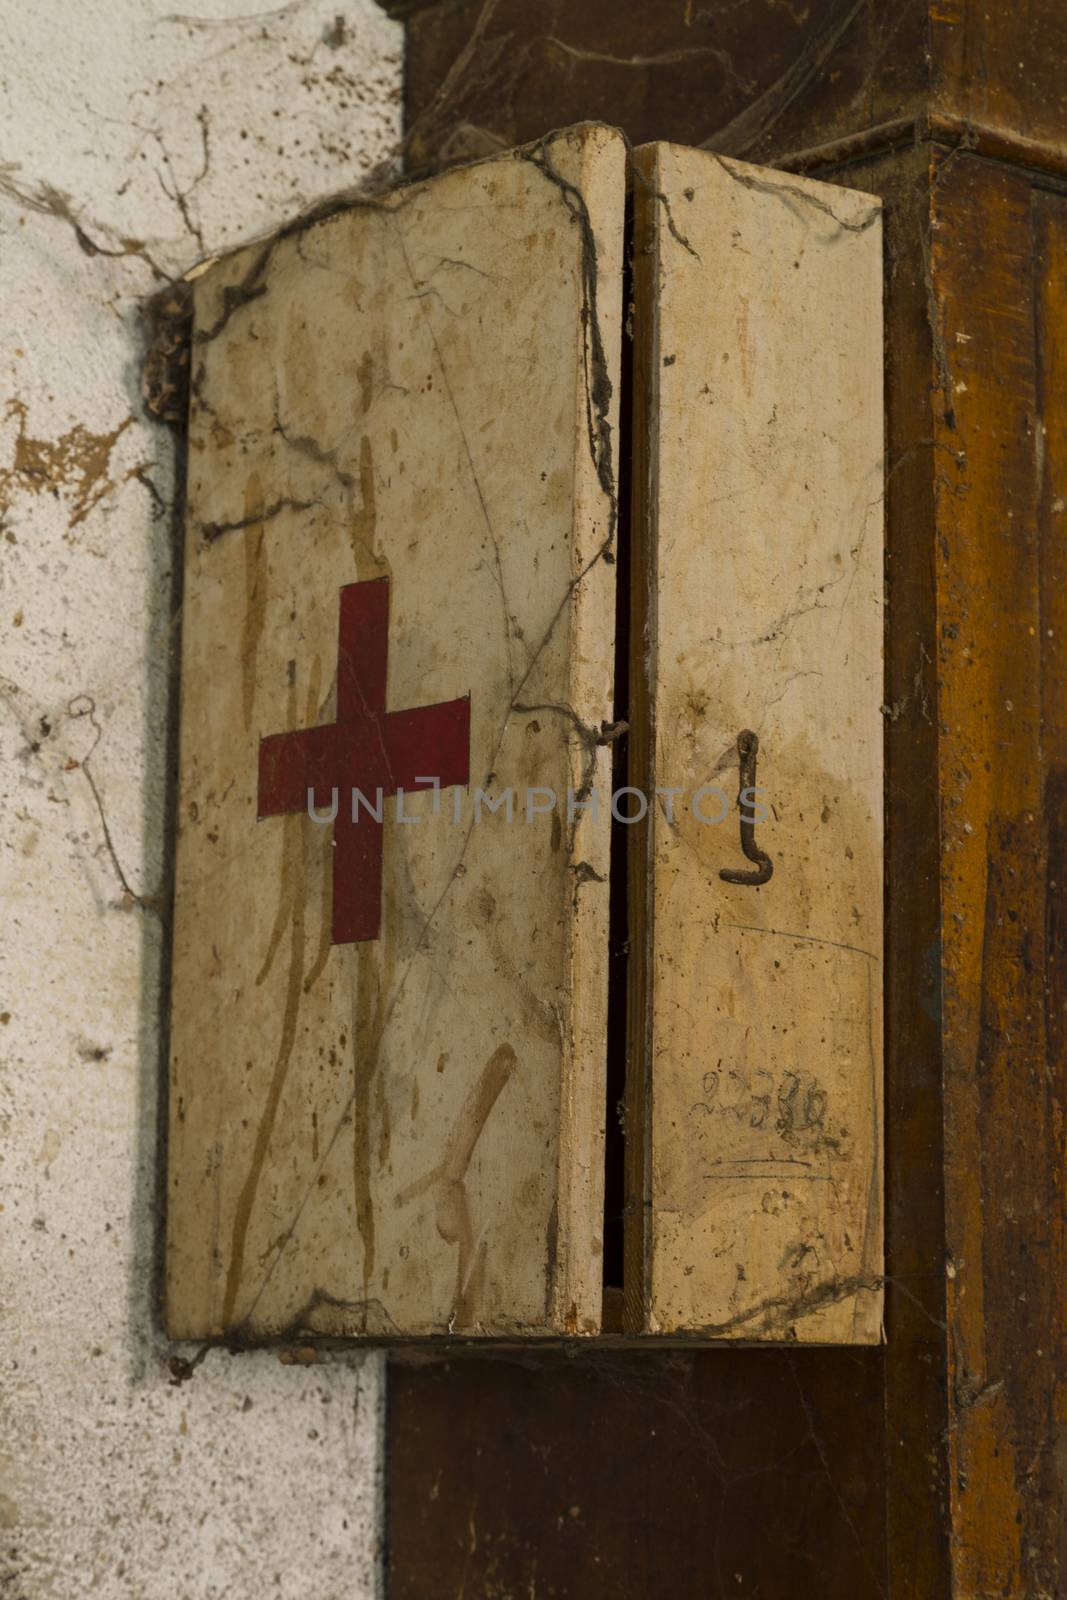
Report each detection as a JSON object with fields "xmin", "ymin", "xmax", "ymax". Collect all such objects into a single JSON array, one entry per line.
[
  {"xmin": 930, "ymin": 153, "xmax": 1064, "ymax": 1599},
  {"xmin": 832, "ymin": 144, "xmax": 953, "ymax": 1599},
  {"xmin": 931, "ymin": 2, "xmax": 1067, "ymax": 168},
  {"xmin": 1034, "ymin": 187, "xmax": 1067, "ymax": 1597},
  {"xmin": 388, "ymin": 1348, "xmax": 887, "ymax": 1599},
  {"xmin": 395, "ymin": 0, "xmax": 928, "ymax": 175},
  {"xmin": 394, "ymin": 0, "xmax": 1067, "ymax": 178}
]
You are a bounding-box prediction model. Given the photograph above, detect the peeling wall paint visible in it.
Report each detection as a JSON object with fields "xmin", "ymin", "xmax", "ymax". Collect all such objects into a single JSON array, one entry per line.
[{"xmin": 0, "ymin": 3, "xmax": 402, "ymax": 1596}]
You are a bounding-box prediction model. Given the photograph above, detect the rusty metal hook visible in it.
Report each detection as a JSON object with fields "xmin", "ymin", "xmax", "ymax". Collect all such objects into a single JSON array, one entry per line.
[{"xmin": 719, "ymin": 728, "xmax": 773, "ymax": 887}]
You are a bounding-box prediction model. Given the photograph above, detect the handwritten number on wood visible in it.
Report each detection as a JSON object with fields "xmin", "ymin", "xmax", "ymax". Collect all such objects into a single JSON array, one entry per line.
[{"xmin": 719, "ymin": 729, "xmax": 773, "ymax": 887}]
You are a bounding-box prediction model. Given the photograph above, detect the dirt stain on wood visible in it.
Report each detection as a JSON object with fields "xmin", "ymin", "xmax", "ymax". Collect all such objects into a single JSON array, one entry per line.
[
  {"xmin": 223, "ymin": 666, "xmax": 320, "ymax": 1326},
  {"xmin": 351, "ymin": 433, "xmax": 377, "ymax": 572},
  {"xmin": 350, "ymin": 916, "xmax": 399, "ymax": 1298},
  {"xmin": 396, "ymin": 1043, "xmax": 518, "ymax": 1325},
  {"xmin": 241, "ymin": 472, "xmax": 268, "ymax": 733}
]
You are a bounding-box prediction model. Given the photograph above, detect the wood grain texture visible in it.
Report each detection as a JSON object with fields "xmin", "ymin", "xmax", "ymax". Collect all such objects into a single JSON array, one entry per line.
[
  {"xmin": 388, "ymin": 1346, "xmax": 887, "ymax": 1599},
  {"xmin": 628, "ymin": 143, "xmax": 884, "ymax": 1341},
  {"xmin": 930, "ymin": 2, "xmax": 1067, "ymax": 168},
  {"xmin": 831, "ymin": 145, "xmax": 954, "ymax": 1600},
  {"xmin": 1034, "ymin": 188, "xmax": 1067, "ymax": 1600},
  {"xmin": 930, "ymin": 153, "xmax": 1067, "ymax": 1600},
  {"xmin": 165, "ymin": 125, "xmax": 624, "ymax": 1341},
  {"xmin": 395, "ymin": 0, "xmax": 1067, "ymax": 181},
  {"xmin": 394, "ymin": 0, "xmax": 928, "ymax": 176}
]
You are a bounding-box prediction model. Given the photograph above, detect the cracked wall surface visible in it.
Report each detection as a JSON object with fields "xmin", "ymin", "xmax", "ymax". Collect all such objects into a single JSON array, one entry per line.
[{"xmin": 0, "ymin": 3, "xmax": 401, "ymax": 1596}]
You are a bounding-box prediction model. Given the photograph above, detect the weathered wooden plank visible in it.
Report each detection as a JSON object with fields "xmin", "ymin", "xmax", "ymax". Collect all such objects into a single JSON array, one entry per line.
[
  {"xmin": 628, "ymin": 143, "xmax": 884, "ymax": 1341},
  {"xmin": 1033, "ymin": 188, "xmax": 1067, "ymax": 1600},
  {"xmin": 165, "ymin": 124, "xmax": 624, "ymax": 1340},
  {"xmin": 832, "ymin": 144, "xmax": 952, "ymax": 1599},
  {"xmin": 931, "ymin": 156, "xmax": 1063, "ymax": 1600}
]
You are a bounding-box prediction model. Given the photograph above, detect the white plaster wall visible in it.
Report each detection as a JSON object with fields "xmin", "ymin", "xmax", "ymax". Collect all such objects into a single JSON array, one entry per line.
[{"xmin": 0, "ymin": 4, "xmax": 402, "ymax": 1595}]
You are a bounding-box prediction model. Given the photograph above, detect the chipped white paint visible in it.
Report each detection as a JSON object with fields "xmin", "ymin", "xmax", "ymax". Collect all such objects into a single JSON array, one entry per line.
[
  {"xmin": 629, "ymin": 144, "xmax": 884, "ymax": 1343},
  {"xmin": 0, "ymin": 3, "xmax": 400, "ymax": 1595}
]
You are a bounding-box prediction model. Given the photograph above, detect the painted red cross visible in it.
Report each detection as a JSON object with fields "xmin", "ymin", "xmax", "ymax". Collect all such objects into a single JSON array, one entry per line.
[{"xmin": 257, "ymin": 577, "xmax": 470, "ymax": 945}]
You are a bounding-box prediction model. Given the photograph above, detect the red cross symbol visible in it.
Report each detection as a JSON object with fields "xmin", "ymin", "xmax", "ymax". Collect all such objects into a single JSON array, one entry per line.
[{"xmin": 257, "ymin": 577, "xmax": 470, "ymax": 945}]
